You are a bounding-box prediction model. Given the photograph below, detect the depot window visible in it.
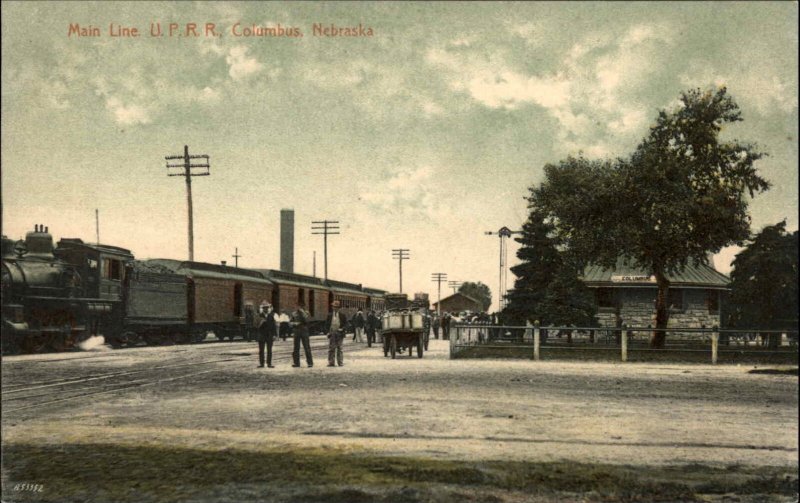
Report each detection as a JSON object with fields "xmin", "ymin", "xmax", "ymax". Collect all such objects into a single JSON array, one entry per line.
[
  {"xmin": 668, "ymin": 289, "xmax": 685, "ymax": 312},
  {"xmin": 706, "ymin": 290, "xmax": 719, "ymax": 314},
  {"xmin": 595, "ymin": 288, "xmax": 615, "ymax": 309}
]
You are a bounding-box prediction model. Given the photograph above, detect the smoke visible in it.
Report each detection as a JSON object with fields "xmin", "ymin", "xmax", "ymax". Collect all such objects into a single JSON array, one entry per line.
[{"xmin": 78, "ymin": 335, "xmax": 110, "ymax": 351}]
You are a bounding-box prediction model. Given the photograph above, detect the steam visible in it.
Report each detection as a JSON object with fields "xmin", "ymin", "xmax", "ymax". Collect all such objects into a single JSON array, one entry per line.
[{"xmin": 78, "ymin": 335, "xmax": 110, "ymax": 351}]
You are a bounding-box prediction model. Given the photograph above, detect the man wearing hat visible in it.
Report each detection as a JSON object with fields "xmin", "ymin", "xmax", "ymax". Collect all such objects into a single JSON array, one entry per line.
[
  {"xmin": 257, "ymin": 303, "xmax": 278, "ymax": 368},
  {"xmin": 326, "ymin": 300, "xmax": 348, "ymax": 367},
  {"xmin": 291, "ymin": 300, "xmax": 313, "ymax": 368}
]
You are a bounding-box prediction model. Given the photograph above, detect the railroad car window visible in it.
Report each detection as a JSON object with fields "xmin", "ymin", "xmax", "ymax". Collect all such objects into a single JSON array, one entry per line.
[
  {"xmin": 234, "ymin": 283, "xmax": 243, "ymax": 316},
  {"xmin": 103, "ymin": 258, "xmax": 123, "ymax": 280}
]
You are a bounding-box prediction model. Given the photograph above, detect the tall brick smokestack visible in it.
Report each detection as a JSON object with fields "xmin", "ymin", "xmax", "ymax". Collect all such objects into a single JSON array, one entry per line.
[{"xmin": 280, "ymin": 208, "xmax": 294, "ymax": 273}]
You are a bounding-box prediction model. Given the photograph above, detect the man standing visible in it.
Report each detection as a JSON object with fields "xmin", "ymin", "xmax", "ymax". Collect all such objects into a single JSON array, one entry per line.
[
  {"xmin": 366, "ymin": 310, "xmax": 378, "ymax": 347},
  {"xmin": 353, "ymin": 309, "xmax": 365, "ymax": 343},
  {"xmin": 326, "ymin": 300, "xmax": 347, "ymax": 367},
  {"xmin": 442, "ymin": 312, "xmax": 451, "ymax": 340},
  {"xmin": 291, "ymin": 301, "xmax": 313, "ymax": 368},
  {"xmin": 257, "ymin": 304, "xmax": 278, "ymax": 368},
  {"xmin": 432, "ymin": 312, "xmax": 440, "ymax": 340}
]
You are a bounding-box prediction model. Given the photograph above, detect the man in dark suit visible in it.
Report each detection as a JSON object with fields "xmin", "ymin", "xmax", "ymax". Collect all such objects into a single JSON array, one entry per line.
[
  {"xmin": 257, "ymin": 304, "xmax": 278, "ymax": 368},
  {"xmin": 366, "ymin": 310, "xmax": 378, "ymax": 347},
  {"xmin": 326, "ymin": 300, "xmax": 347, "ymax": 367},
  {"xmin": 291, "ymin": 301, "xmax": 313, "ymax": 368}
]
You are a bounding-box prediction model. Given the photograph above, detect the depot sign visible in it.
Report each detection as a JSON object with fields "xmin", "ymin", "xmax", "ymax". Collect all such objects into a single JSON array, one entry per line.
[{"xmin": 611, "ymin": 275, "xmax": 657, "ymax": 283}]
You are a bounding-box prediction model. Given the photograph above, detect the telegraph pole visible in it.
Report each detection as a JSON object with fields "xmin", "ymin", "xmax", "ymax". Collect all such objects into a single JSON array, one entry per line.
[
  {"xmin": 431, "ymin": 272, "xmax": 447, "ymax": 315},
  {"xmin": 232, "ymin": 247, "xmax": 242, "ymax": 268},
  {"xmin": 166, "ymin": 145, "xmax": 210, "ymax": 261},
  {"xmin": 311, "ymin": 220, "xmax": 339, "ymax": 281},
  {"xmin": 95, "ymin": 208, "xmax": 100, "ymax": 245},
  {"xmin": 392, "ymin": 249, "xmax": 410, "ymax": 293},
  {"xmin": 313, "ymin": 251, "xmax": 317, "ymax": 278},
  {"xmin": 448, "ymin": 280, "xmax": 462, "ymax": 295},
  {"xmin": 485, "ymin": 226, "xmax": 521, "ymax": 310}
]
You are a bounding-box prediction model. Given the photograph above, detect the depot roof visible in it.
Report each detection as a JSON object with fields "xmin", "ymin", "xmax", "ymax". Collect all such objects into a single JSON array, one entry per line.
[{"xmin": 581, "ymin": 258, "xmax": 730, "ymax": 289}]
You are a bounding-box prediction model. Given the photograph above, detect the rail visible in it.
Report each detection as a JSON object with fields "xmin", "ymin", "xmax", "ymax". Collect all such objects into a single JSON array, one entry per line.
[{"xmin": 449, "ymin": 322, "xmax": 799, "ymax": 363}]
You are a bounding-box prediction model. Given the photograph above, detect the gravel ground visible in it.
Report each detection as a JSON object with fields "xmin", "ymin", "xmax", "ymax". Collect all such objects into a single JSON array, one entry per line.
[{"xmin": 2, "ymin": 338, "xmax": 797, "ymax": 502}]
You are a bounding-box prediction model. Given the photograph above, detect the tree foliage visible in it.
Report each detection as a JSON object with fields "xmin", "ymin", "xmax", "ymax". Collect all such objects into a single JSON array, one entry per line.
[
  {"xmin": 458, "ymin": 282, "xmax": 492, "ymax": 312},
  {"xmin": 532, "ymin": 88, "xmax": 769, "ymax": 347},
  {"xmin": 727, "ymin": 221, "xmax": 798, "ymax": 346}
]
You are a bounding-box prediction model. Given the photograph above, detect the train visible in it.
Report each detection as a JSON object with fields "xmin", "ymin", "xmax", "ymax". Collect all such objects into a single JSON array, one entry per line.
[{"xmin": 1, "ymin": 225, "xmax": 387, "ymax": 353}]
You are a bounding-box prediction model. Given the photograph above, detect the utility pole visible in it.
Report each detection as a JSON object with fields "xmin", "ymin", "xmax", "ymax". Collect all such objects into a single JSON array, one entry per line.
[
  {"xmin": 313, "ymin": 251, "xmax": 316, "ymax": 278},
  {"xmin": 95, "ymin": 208, "xmax": 100, "ymax": 245},
  {"xmin": 431, "ymin": 272, "xmax": 447, "ymax": 315},
  {"xmin": 485, "ymin": 226, "xmax": 521, "ymax": 311},
  {"xmin": 166, "ymin": 145, "xmax": 210, "ymax": 261},
  {"xmin": 391, "ymin": 248, "xmax": 410, "ymax": 293},
  {"xmin": 311, "ymin": 220, "xmax": 339, "ymax": 281},
  {"xmin": 232, "ymin": 247, "xmax": 242, "ymax": 268},
  {"xmin": 448, "ymin": 280, "xmax": 462, "ymax": 295}
]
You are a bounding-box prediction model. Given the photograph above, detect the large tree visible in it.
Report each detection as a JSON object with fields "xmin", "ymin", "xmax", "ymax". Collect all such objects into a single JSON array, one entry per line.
[
  {"xmin": 726, "ymin": 221, "xmax": 798, "ymax": 347},
  {"xmin": 504, "ymin": 209, "xmax": 596, "ymax": 327},
  {"xmin": 535, "ymin": 88, "xmax": 769, "ymax": 347},
  {"xmin": 458, "ymin": 282, "xmax": 492, "ymax": 312}
]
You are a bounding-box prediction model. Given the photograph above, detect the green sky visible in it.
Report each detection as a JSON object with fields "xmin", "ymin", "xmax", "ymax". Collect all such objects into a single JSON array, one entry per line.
[{"xmin": 2, "ymin": 1, "xmax": 797, "ymax": 308}]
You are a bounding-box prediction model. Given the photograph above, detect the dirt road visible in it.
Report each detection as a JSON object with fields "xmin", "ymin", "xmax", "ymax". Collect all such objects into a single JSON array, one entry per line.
[{"xmin": 2, "ymin": 338, "xmax": 797, "ymax": 502}]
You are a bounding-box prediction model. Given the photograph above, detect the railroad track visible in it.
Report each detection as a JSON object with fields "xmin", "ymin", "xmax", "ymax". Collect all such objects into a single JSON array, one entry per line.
[{"xmin": 2, "ymin": 339, "xmax": 342, "ymax": 415}]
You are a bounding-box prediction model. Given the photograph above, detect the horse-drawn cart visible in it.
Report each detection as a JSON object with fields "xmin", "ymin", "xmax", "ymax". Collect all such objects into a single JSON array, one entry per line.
[{"xmin": 382, "ymin": 310, "xmax": 425, "ymax": 359}]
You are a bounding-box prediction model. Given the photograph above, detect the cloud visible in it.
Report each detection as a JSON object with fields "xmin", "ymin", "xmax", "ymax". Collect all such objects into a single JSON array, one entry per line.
[
  {"xmin": 226, "ymin": 45, "xmax": 263, "ymax": 80},
  {"xmin": 679, "ymin": 61, "xmax": 798, "ymax": 115},
  {"xmin": 104, "ymin": 97, "xmax": 150, "ymax": 125},
  {"xmin": 427, "ymin": 23, "xmax": 676, "ymax": 157},
  {"xmin": 358, "ymin": 165, "xmax": 438, "ymax": 218},
  {"xmin": 302, "ymin": 57, "xmax": 444, "ymax": 120}
]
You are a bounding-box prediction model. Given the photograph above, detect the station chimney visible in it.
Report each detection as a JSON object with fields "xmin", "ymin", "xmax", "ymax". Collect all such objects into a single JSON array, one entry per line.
[{"xmin": 280, "ymin": 208, "xmax": 294, "ymax": 273}]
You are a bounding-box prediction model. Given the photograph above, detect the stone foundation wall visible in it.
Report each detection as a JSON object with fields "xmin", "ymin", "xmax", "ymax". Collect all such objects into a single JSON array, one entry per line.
[{"xmin": 593, "ymin": 287, "xmax": 721, "ymax": 329}]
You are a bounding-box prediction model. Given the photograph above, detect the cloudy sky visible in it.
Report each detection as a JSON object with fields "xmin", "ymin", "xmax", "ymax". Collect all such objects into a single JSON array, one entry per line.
[{"xmin": 2, "ymin": 2, "xmax": 797, "ymax": 310}]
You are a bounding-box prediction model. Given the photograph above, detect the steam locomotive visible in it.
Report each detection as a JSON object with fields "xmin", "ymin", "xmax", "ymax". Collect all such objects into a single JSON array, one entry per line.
[{"xmin": 1, "ymin": 225, "xmax": 386, "ymax": 353}]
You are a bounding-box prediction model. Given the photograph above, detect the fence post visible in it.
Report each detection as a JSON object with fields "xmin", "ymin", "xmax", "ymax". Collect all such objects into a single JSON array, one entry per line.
[
  {"xmin": 711, "ymin": 325, "xmax": 719, "ymax": 364},
  {"xmin": 621, "ymin": 323, "xmax": 628, "ymax": 362},
  {"xmin": 449, "ymin": 324, "xmax": 456, "ymax": 357},
  {"xmin": 533, "ymin": 320, "xmax": 540, "ymax": 361}
]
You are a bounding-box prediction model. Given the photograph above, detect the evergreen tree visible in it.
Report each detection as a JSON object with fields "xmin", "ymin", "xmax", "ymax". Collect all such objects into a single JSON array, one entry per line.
[{"xmin": 504, "ymin": 208, "xmax": 595, "ymax": 326}]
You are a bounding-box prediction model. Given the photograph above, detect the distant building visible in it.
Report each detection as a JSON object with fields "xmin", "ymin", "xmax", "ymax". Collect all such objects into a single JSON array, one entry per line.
[
  {"xmin": 432, "ymin": 292, "xmax": 483, "ymax": 314},
  {"xmin": 582, "ymin": 258, "xmax": 730, "ymax": 329}
]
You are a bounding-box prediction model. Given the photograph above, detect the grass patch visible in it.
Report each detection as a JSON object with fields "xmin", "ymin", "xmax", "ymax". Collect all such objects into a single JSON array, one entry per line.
[{"xmin": 2, "ymin": 442, "xmax": 797, "ymax": 502}]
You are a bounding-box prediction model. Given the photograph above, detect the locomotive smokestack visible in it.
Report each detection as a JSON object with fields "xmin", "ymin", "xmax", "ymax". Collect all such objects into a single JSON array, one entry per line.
[{"xmin": 280, "ymin": 208, "xmax": 294, "ymax": 273}]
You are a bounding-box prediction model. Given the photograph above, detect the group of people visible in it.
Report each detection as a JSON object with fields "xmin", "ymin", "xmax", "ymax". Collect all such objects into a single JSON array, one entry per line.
[
  {"xmin": 252, "ymin": 301, "xmax": 385, "ymax": 369},
  {"xmin": 251, "ymin": 303, "xmax": 492, "ymax": 368}
]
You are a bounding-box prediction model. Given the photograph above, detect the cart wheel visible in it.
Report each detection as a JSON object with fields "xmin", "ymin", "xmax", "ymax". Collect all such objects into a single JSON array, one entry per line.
[
  {"xmin": 417, "ymin": 338, "xmax": 424, "ymax": 358},
  {"xmin": 390, "ymin": 336, "xmax": 397, "ymax": 359}
]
